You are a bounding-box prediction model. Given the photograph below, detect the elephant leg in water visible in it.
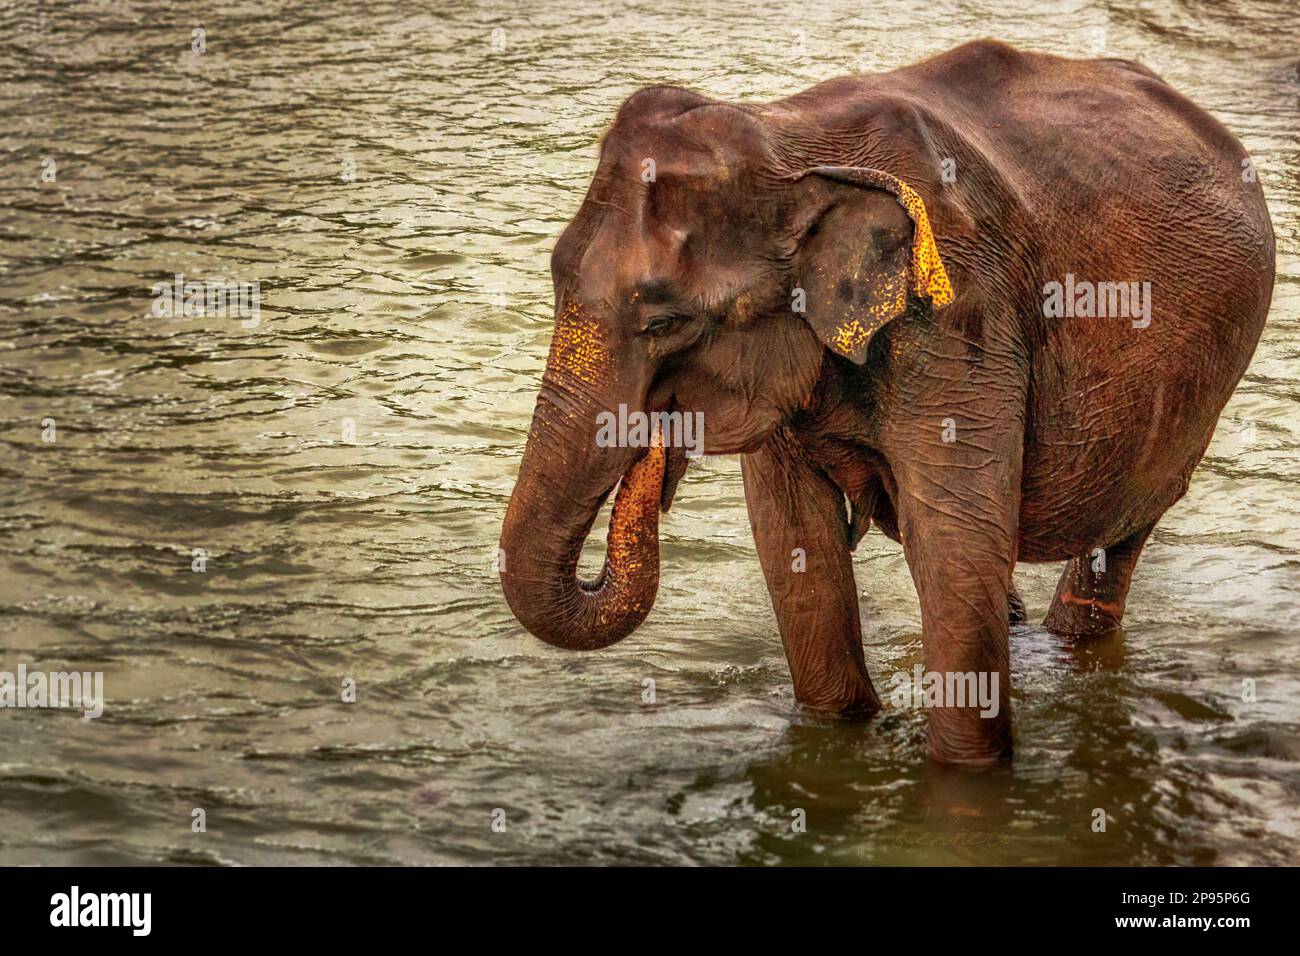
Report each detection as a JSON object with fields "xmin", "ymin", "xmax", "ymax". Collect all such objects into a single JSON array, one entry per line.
[
  {"xmin": 1007, "ymin": 578, "xmax": 1028, "ymax": 625},
  {"xmin": 741, "ymin": 432, "xmax": 879, "ymax": 715},
  {"xmin": 880, "ymin": 341, "xmax": 1022, "ymax": 765},
  {"xmin": 1043, "ymin": 525, "xmax": 1155, "ymax": 636}
]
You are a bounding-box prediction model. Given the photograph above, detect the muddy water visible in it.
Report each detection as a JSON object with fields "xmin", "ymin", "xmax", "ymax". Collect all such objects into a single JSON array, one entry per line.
[{"xmin": 0, "ymin": 0, "xmax": 1296, "ymax": 865}]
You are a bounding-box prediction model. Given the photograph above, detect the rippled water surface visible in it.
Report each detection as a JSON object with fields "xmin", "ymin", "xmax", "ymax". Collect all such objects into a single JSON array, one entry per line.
[{"xmin": 0, "ymin": 0, "xmax": 1297, "ymax": 865}]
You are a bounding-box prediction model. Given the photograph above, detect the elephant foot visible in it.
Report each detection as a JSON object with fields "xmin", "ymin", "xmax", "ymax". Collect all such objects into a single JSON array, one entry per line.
[
  {"xmin": 1042, "ymin": 593, "xmax": 1124, "ymax": 637},
  {"xmin": 800, "ymin": 701, "xmax": 881, "ymax": 722},
  {"xmin": 794, "ymin": 672, "xmax": 881, "ymax": 719},
  {"xmin": 1044, "ymin": 528, "xmax": 1151, "ymax": 638},
  {"xmin": 926, "ymin": 710, "xmax": 1013, "ymax": 768}
]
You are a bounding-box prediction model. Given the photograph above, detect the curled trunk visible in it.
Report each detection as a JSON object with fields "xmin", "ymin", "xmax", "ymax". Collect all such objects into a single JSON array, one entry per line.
[{"xmin": 500, "ymin": 416, "xmax": 665, "ymax": 650}]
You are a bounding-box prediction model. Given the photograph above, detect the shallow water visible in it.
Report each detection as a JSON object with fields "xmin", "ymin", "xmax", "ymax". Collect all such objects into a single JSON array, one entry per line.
[{"xmin": 0, "ymin": 0, "xmax": 1297, "ymax": 865}]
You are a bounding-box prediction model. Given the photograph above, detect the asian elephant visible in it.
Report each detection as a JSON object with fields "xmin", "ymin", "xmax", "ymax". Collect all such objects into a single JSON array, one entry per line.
[{"xmin": 497, "ymin": 39, "xmax": 1275, "ymax": 765}]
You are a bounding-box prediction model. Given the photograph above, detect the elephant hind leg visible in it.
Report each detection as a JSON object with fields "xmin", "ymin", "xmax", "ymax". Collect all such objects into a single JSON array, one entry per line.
[
  {"xmin": 1008, "ymin": 579, "xmax": 1028, "ymax": 625},
  {"xmin": 1043, "ymin": 525, "xmax": 1153, "ymax": 637}
]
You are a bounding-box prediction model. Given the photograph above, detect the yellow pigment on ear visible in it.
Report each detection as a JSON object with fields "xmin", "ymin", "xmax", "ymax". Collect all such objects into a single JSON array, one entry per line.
[
  {"xmin": 830, "ymin": 268, "xmax": 908, "ymax": 358},
  {"xmin": 856, "ymin": 170, "xmax": 954, "ymax": 308},
  {"xmin": 823, "ymin": 170, "xmax": 953, "ymax": 361},
  {"xmin": 829, "ymin": 318, "xmax": 869, "ymax": 356}
]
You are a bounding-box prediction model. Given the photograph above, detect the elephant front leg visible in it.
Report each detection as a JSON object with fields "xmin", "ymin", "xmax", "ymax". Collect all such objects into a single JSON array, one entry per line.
[
  {"xmin": 741, "ymin": 434, "xmax": 879, "ymax": 716},
  {"xmin": 903, "ymin": 530, "xmax": 1015, "ymax": 764},
  {"xmin": 890, "ymin": 421, "xmax": 1022, "ymax": 766}
]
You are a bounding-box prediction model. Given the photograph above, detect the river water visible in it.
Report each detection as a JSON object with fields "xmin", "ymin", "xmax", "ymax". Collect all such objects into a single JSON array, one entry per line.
[{"xmin": 0, "ymin": 0, "xmax": 1296, "ymax": 865}]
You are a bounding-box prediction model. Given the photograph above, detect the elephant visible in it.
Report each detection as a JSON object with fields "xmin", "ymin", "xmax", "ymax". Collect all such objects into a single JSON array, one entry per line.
[{"xmin": 498, "ymin": 39, "xmax": 1276, "ymax": 765}]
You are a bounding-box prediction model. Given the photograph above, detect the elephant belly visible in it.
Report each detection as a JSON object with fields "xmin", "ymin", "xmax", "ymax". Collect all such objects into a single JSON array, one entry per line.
[
  {"xmin": 1016, "ymin": 283, "xmax": 1268, "ymax": 561},
  {"xmin": 1015, "ymin": 379, "xmax": 1210, "ymax": 563}
]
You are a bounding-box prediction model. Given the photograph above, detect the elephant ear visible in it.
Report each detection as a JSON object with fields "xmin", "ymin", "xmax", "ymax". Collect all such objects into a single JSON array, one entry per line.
[{"xmin": 795, "ymin": 166, "xmax": 954, "ymax": 364}]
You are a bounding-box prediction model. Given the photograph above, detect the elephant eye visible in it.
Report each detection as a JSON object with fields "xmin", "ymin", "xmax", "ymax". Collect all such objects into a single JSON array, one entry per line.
[{"xmin": 643, "ymin": 313, "xmax": 689, "ymax": 336}]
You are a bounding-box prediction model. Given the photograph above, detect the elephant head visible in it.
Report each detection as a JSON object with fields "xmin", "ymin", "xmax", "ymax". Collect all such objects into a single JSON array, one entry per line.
[{"xmin": 499, "ymin": 86, "xmax": 952, "ymax": 650}]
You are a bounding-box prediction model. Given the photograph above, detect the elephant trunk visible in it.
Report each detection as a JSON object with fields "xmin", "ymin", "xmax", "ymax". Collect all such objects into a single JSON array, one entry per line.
[{"xmin": 499, "ymin": 373, "xmax": 665, "ymax": 651}]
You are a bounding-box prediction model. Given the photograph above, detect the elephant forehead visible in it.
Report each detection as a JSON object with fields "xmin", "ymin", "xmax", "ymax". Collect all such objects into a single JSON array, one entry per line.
[
  {"xmin": 576, "ymin": 218, "xmax": 691, "ymax": 308},
  {"xmin": 607, "ymin": 103, "xmax": 763, "ymax": 174}
]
